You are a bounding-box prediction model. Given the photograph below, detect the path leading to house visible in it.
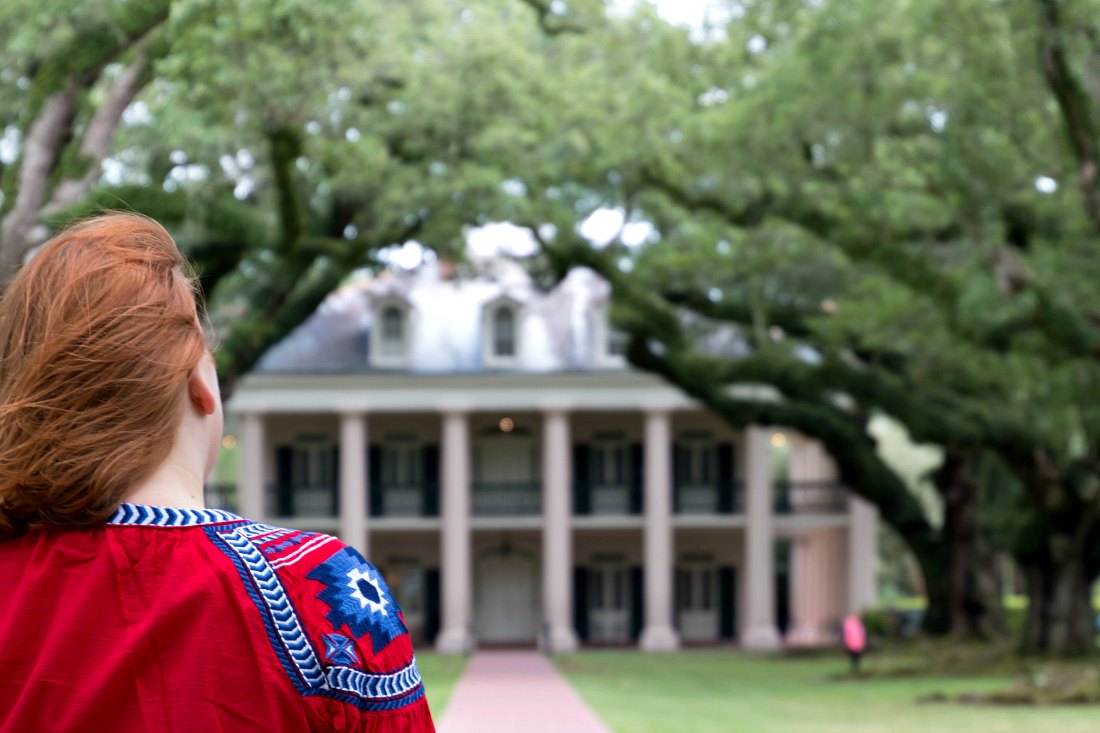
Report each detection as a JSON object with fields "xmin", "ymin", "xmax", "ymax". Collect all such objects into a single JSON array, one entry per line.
[{"xmin": 436, "ymin": 651, "xmax": 613, "ymax": 733}]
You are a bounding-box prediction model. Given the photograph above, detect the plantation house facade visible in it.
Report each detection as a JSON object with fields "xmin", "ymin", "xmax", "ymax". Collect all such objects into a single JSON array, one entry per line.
[{"xmin": 227, "ymin": 259, "xmax": 878, "ymax": 653}]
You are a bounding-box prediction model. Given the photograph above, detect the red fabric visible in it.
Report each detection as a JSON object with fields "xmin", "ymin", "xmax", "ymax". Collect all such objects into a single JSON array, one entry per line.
[{"xmin": 0, "ymin": 515, "xmax": 435, "ymax": 733}]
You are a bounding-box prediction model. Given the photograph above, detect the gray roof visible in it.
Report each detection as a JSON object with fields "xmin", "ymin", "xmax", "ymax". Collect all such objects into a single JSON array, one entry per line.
[{"xmin": 255, "ymin": 258, "xmax": 622, "ymax": 374}]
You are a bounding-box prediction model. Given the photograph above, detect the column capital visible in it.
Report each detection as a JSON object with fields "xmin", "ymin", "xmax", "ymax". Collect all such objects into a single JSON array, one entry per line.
[{"xmin": 440, "ymin": 408, "xmax": 470, "ymax": 420}]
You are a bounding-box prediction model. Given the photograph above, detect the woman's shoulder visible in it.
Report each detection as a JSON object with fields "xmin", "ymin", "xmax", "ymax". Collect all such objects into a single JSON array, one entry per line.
[{"xmin": 202, "ymin": 517, "xmax": 427, "ymax": 715}]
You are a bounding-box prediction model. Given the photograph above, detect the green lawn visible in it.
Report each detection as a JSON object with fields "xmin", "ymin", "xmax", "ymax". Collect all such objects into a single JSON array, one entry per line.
[
  {"xmin": 554, "ymin": 650, "xmax": 1100, "ymax": 733},
  {"xmin": 417, "ymin": 652, "xmax": 467, "ymax": 717}
]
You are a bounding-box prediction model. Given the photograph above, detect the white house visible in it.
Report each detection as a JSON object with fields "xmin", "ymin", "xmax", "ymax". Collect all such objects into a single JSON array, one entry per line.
[{"xmin": 226, "ymin": 258, "xmax": 878, "ymax": 653}]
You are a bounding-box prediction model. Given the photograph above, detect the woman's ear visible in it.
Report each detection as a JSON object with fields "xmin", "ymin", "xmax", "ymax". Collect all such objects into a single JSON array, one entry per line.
[{"xmin": 187, "ymin": 359, "xmax": 219, "ymax": 416}]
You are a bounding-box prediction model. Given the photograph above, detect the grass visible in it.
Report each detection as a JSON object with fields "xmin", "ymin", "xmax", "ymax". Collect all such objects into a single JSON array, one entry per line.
[
  {"xmin": 553, "ymin": 649, "xmax": 1100, "ymax": 733},
  {"xmin": 417, "ymin": 652, "xmax": 467, "ymax": 716}
]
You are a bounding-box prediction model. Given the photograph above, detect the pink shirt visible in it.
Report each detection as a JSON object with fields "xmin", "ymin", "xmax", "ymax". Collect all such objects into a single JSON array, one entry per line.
[{"xmin": 843, "ymin": 614, "xmax": 866, "ymax": 652}]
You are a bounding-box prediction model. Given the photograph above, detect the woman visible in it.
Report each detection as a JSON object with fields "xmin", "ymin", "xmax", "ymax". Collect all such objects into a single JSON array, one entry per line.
[{"xmin": 0, "ymin": 214, "xmax": 434, "ymax": 732}]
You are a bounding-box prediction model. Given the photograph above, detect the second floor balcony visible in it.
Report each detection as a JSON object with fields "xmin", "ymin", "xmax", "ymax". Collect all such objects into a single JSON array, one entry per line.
[{"xmin": 255, "ymin": 477, "xmax": 849, "ymax": 521}]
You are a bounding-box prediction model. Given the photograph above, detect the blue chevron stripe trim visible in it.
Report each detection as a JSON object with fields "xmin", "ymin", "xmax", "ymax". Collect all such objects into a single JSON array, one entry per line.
[
  {"xmin": 203, "ymin": 523, "xmax": 424, "ymax": 711},
  {"xmin": 205, "ymin": 525, "xmax": 326, "ymax": 690},
  {"xmin": 108, "ymin": 503, "xmax": 244, "ymax": 527},
  {"xmin": 237, "ymin": 522, "xmax": 296, "ymax": 542},
  {"xmin": 326, "ymin": 657, "xmax": 424, "ymax": 702}
]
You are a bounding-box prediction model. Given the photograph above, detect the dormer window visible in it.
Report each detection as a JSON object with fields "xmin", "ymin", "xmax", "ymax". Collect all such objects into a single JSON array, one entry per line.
[
  {"xmin": 483, "ymin": 296, "xmax": 523, "ymax": 367},
  {"xmin": 380, "ymin": 306, "xmax": 405, "ymax": 359},
  {"xmin": 492, "ymin": 307, "xmax": 516, "ymax": 357},
  {"xmin": 370, "ymin": 298, "xmax": 411, "ymax": 368}
]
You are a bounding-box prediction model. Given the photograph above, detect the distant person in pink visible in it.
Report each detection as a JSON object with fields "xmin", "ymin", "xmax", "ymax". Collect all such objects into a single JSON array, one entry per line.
[{"xmin": 843, "ymin": 614, "xmax": 867, "ymax": 672}]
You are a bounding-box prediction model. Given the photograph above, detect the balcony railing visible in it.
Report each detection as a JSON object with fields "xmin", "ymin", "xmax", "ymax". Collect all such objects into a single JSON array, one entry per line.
[
  {"xmin": 204, "ymin": 483, "xmax": 238, "ymax": 513},
  {"xmin": 375, "ymin": 482, "xmax": 439, "ymax": 518},
  {"xmin": 573, "ymin": 481, "xmax": 642, "ymax": 516},
  {"xmin": 269, "ymin": 484, "xmax": 338, "ymax": 518},
  {"xmin": 773, "ymin": 480, "xmax": 848, "ymax": 514},
  {"xmin": 254, "ymin": 479, "xmax": 847, "ymax": 519},
  {"xmin": 674, "ymin": 481, "xmax": 741, "ymax": 515},
  {"xmin": 473, "ymin": 482, "xmax": 541, "ymax": 516}
]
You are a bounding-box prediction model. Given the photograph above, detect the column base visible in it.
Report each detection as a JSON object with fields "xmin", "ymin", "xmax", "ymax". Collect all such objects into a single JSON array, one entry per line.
[
  {"xmin": 639, "ymin": 626, "xmax": 680, "ymax": 652},
  {"xmin": 434, "ymin": 627, "xmax": 473, "ymax": 654},
  {"xmin": 742, "ymin": 625, "xmax": 782, "ymax": 651},
  {"xmin": 785, "ymin": 625, "xmax": 838, "ymax": 647},
  {"xmin": 542, "ymin": 625, "xmax": 579, "ymax": 654}
]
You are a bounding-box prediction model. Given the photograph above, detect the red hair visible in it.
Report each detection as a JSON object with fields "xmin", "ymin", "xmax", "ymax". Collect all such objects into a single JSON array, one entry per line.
[{"xmin": 0, "ymin": 213, "xmax": 206, "ymax": 535}]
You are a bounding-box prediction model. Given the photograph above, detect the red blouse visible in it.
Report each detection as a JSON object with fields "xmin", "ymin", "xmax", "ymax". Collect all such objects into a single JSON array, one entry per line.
[{"xmin": 0, "ymin": 505, "xmax": 435, "ymax": 733}]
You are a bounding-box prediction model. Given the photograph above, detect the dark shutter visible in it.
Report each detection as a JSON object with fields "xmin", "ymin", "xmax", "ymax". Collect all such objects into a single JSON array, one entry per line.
[
  {"xmin": 275, "ymin": 445, "xmax": 294, "ymax": 516},
  {"xmin": 719, "ymin": 565, "xmax": 737, "ymax": 640},
  {"xmin": 629, "ymin": 443, "xmax": 644, "ymax": 515},
  {"xmin": 573, "ymin": 444, "xmax": 591, "ymax": 515},
  {"xmin": 717, "ymin": 442, "xmax": 736, "ymax": 514},
  {"xmin": 674, "ymin": 566, "xmax": 685, "ymax": 627},
  {"xmin": 368, "ymin": 444, "xmax": 383, "ymax": 517},
  {"xmin": 776, "ymin": 541, "xmax": 791, "ymax": 636},
  {"xmin": 422, "ymin": 444, "xmax": 440, "ymax": 517},
  {"xmin": 573, "ymin": 566, "xmax": 590, "ymax": 642},
  {"xmin": 672, "ymin": 443, "xmax": 684, "ymax": 513},
  {"xmin": 630, "ymin": 566, "xmax": 645, "ymax": 640},
  {"xmin": 424, "ymin": 568, "xmax": 441, "ymax": 644}
]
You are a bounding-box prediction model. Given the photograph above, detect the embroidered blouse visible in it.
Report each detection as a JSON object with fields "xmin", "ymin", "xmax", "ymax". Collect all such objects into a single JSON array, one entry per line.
[{"xmin": 0, "ymin": 505, "xmax": 435, "ymax": 733}]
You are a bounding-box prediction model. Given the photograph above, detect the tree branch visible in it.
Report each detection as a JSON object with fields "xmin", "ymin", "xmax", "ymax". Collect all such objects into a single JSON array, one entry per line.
[
  {"xmin": 0, "ymin": 89, "xmax": 78, "ymax": 281},
  {"xmin": 518, "ymin": 0, "xmax": 588, "ymax": 36},
  {"xmin": 1036, "ymin": 0, "xmax": 1100, "ymax": 232},
  {"xmin": 42, "ymin": 51, "xmax": 155, "ymax": 216}
]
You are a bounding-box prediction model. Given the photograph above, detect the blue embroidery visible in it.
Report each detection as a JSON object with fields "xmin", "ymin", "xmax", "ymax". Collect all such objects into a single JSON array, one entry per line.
[
  {"xmin": 323, "ymin": 633, "xmax": 360, "ymax": 665},
  {"xmin": 307, "ymin": 547, "xmax": 408, "ymax": 655},
  {"xmin": 108, "ymin": 503, "xmax": 244, "ymax": 527},
  {"xmin": 204, "ymin": 526, "xmax": 326, "ymax": 692},
  {"xmin": 203, "ymin": 523, "xmax": 424, "ymax": 711},
  {"xmin": 265, "ymin": 533, "xmax": 311, "ymax": 554}
]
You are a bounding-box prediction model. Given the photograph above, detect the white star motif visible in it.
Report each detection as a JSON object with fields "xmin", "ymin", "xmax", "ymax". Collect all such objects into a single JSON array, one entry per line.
[{"xmin": 346, "ymin": 567, "xmax": 390, "ymax": 616}]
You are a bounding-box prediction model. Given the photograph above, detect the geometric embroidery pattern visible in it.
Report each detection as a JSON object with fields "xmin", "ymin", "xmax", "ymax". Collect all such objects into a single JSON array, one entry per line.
[
  {"xmin": 306, "ymin": 547, "xmax": 408, "ymax": 656},
  {"xmin": 322, "ymin": 633, "xmax": 360, "ymax": 666},
  {"xmin": 201, "ymin": 522, "xmax": 424, "ymax": 711}
]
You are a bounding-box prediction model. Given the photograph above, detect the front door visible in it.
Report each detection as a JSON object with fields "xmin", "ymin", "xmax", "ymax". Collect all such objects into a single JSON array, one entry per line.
[
  {"xmin": 678, "ymin": 564, "xmax": 719, "ymax": 642},
  {"xmin": 589, "ymin": 564, "xmax": 630, "ymax": 642},
  {"xmin": 476, "ymin": 553, "xmax": 538, "ymax": 645}
]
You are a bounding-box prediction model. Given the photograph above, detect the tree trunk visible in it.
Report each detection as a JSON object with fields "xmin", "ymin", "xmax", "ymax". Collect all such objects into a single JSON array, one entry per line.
[
  {"xmin": 1021, "ymin": 548, "xmax": 1095, "ymax": 656},
  {"xmin": 935, "ymin": 450, "xmax": 1005, "ymax": 638},
  {"xmin": 917, "ymin": 547, "xmax": 951, "ymax": 634}
]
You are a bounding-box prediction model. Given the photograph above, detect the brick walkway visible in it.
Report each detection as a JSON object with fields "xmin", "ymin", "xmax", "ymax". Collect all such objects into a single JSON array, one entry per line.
[{"xmin": 436, "ymin": 651, "xmax": 613, "ymax": 733}]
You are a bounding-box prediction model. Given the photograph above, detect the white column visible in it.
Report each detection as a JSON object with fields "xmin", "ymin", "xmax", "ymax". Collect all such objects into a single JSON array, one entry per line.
[
  {"xmin": 640, "ymin": 410, "xmax": 679, "ymax": 651},
  {"xmin": 847, "ymin": 494, "xmax": 878, "ymax": 614},
  {"xmin": 787, "ymin": 436, "xmax": 831, "ymax": 645},
  {"xmin": 239, "ymin": 411, "xmax": 266, "ymax": 521},
  {"xmin": 436, "ymin": 411, "xmax": 473, "ymax": 653},
  {"xmin": 338, "ymin": 412, "xmax": 368, "ymax": 555},
  {"xmin": 743, "ymin": 426, "xmax": 781, "ymax": 650},
  {"xmin": 542, "ymin": 410, "xmax": 578, "ymax": 653}
]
